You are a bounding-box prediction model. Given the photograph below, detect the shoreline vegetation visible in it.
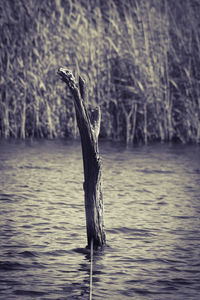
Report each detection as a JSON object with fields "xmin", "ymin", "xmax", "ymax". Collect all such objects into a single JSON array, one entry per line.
[{"xmin": 1, "ymin": 0, "xmax": 200, "ymax": 145}]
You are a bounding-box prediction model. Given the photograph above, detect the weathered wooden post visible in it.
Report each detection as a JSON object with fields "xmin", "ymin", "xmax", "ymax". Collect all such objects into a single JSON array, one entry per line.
[{"xmin": 58, "ymin": 67, "xmax": 106, "ymax": 249}]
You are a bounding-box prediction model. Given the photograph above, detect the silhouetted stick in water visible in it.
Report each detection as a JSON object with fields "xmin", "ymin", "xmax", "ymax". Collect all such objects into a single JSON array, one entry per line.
[{"xmin": 57, "ymin": 67, "xmax": 106, "ymax": 249}]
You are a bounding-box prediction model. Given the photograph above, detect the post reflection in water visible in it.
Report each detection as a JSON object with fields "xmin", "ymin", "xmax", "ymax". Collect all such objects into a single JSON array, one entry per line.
[
  {"xmin": 0, "ymin": 140, "xmax": 200, "ymax": 299},
  {"xmin": 74, "ymin": 248, "xmax": 105, "ymax": 299}
]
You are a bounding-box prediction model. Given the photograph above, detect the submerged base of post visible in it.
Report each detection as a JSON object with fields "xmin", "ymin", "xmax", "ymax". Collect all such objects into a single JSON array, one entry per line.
[
  {"xmin": 84, "ymin": 154, "xmax": 106, "ymax": 249},
  {"xmin": 58, "ymin": 67, "xmax": 106, "ymax": 249}
]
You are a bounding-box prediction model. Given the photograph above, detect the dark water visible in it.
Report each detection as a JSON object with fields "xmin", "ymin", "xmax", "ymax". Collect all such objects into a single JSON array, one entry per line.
[{"xmin": 0, "ymin": 140, "xmax": 200, "ymax": 300}]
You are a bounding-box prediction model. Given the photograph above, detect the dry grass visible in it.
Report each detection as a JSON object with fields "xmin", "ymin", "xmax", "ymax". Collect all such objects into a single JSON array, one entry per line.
[{"xmin": 0, "ymin": 0, "xmax": 200, "ymax": 144}]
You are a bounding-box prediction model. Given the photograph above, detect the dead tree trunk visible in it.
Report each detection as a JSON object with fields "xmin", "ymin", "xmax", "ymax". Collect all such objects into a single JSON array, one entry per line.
[{"xmin": 58, "ymin": 67, "xmax": 106, "ymax": 249}]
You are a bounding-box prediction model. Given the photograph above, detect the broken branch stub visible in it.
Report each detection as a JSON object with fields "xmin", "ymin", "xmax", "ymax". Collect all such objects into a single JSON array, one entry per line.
[{"xmin": 58, "ymin": 67, "xmax": 106, "ymax": 249}]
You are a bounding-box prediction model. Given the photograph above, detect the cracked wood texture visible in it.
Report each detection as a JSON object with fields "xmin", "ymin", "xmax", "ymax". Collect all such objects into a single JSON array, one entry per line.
[{"xmin": 58, "ymin": 67, "xmax": 106, "ymax": 248}]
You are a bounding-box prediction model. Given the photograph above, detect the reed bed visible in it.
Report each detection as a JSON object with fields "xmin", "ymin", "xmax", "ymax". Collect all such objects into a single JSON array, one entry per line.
[{"xmin": 0, "ymin": 0, "xmax": 200, "ymax": 144}]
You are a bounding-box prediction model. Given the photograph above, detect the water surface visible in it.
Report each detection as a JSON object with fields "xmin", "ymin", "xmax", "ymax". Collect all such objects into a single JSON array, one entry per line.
[{"xmin": 0, "ymin": 140, "xmax": 200, "ymax": 299}]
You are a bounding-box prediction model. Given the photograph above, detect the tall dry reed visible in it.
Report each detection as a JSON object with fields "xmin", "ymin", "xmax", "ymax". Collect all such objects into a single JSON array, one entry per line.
[{"xmin": 0, "ymin": 0, "xmax": 199, "ymax": 144}]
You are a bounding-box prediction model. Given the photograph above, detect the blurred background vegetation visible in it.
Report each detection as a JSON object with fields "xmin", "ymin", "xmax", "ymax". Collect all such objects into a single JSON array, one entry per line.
[{"xmin": 1, "ymin": 0, "xmax": 200, "ymax": 145}]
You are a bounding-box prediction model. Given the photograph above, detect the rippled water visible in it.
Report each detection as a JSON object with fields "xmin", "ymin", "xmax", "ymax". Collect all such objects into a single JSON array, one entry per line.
[{"xmin": 0, "ymin": 140, "xmax": 200, "ymax": 299}]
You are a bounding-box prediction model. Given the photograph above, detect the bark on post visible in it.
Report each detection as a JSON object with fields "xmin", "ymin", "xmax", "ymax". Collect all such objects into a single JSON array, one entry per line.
[{"xmin": 57, "ymin": 67, "xmax": 106, "ymax": 249}]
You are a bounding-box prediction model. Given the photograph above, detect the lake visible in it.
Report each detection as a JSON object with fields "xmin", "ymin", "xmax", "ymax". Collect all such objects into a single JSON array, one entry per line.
[{"xmin": 0, "ymin": 140, "xmax": 200, "ymax": 299}]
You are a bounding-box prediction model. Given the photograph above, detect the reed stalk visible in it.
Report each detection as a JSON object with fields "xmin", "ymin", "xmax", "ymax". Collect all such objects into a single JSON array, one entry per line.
[{"xmin": 20, "ymin": 95, "xmax": 27, "ymax": 140}]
